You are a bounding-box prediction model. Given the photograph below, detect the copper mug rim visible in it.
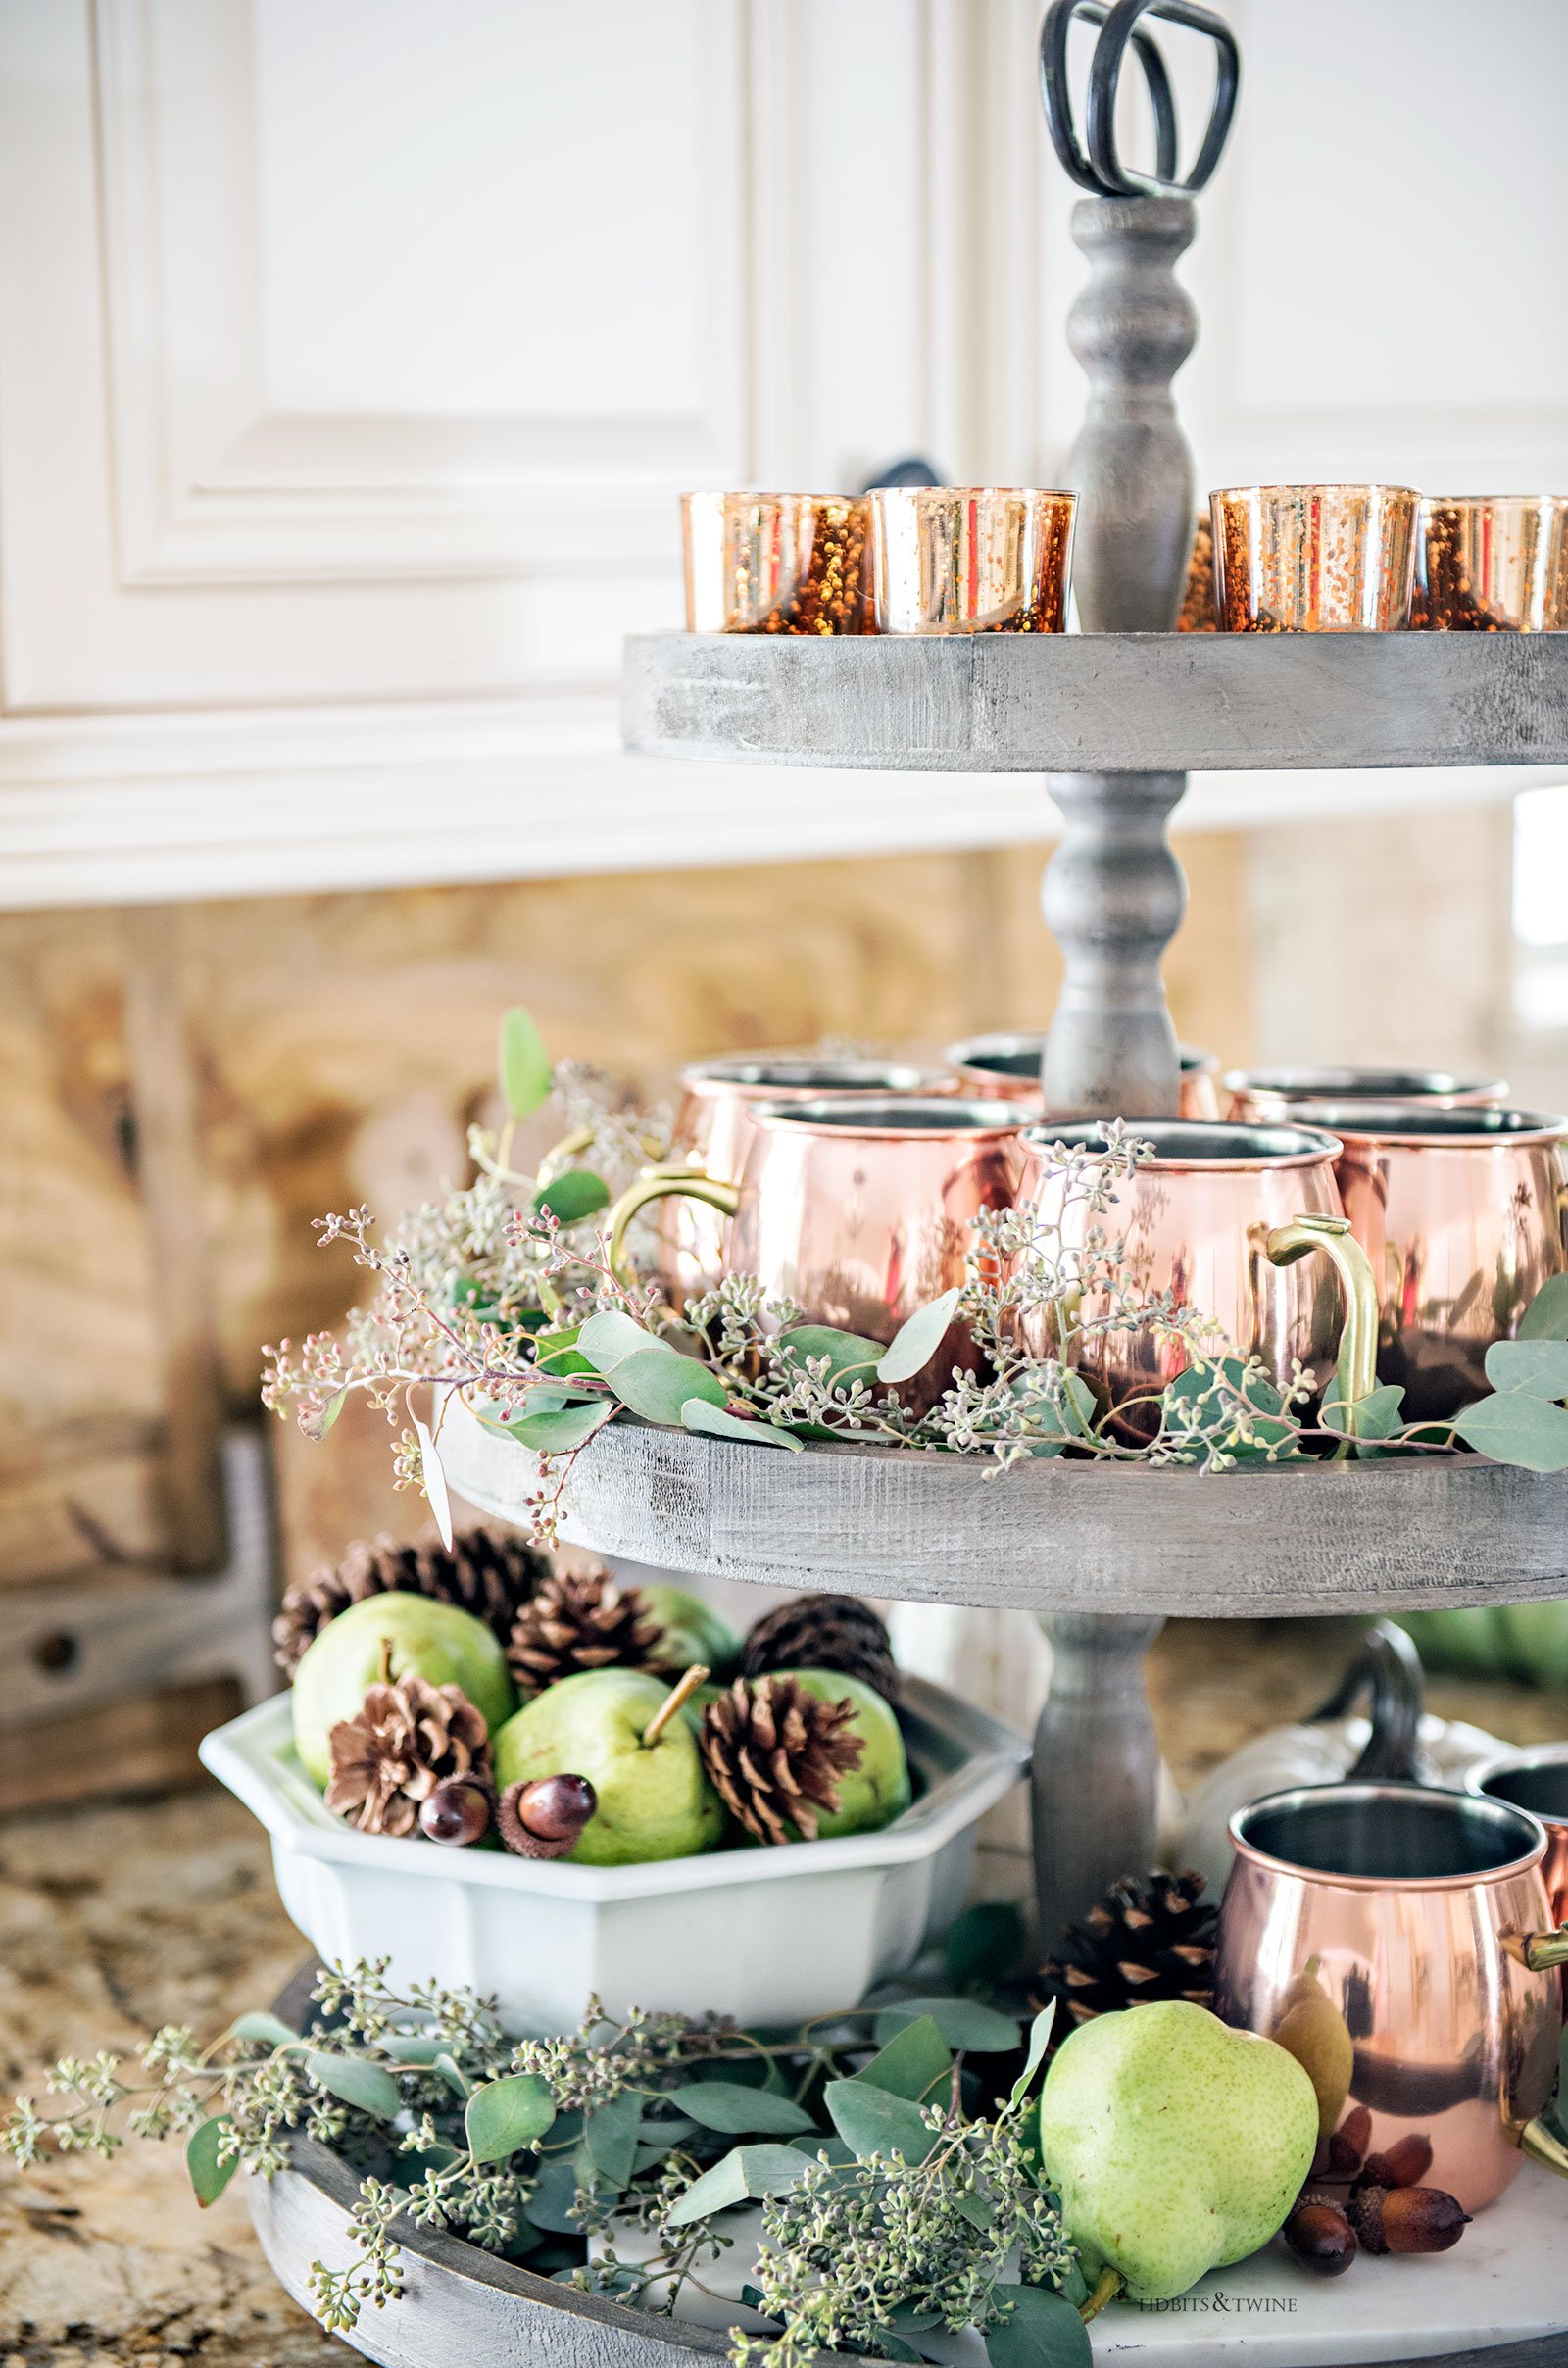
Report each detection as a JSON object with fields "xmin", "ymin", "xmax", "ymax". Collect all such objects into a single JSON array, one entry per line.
[
  {"xmin": 679, "ymin": 1054, "xmax": 954, "ymax": 1101},
  {"xmin": 949, "ymin": 1031, "xmax": 1216, "ymax": 1081},
  {"xmin": 749, "ymin": 1094, "xmax": 1023, "ymax": 1141},
  {"xmin": 1022, "ymin": 1117, "xmax": 1343, "ymax": 1172},
  {"xmin": 1468, "ymin": 1744, "xmax": 1568, "ymax": 1833},
  {"xmin": 1229, "ymin": 1781, "xmax": 1547, "ymax": 1893},
  {"xmin": 1223, "ymin": 1064, "xmax": 1508, "ymax": 1107},
  {"xmin": 1285, "ymin": 1101, "xmax": 1568, "ymax": 1149}
]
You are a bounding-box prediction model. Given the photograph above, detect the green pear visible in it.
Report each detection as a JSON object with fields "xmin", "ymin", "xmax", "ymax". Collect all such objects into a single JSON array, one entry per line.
[
  {"xmin": 1037, "ymin": 2000, "xmax": 1317, "ymax": 2302},
  {"xmin": 788, "ymin": 1669, "xmax": 911, "ymax": 1839},
  {"xmin": 292, "ymin": 1592, "xmax": 514, "ymax": 1787},
  {"xmin": 492, "ymin": 1668, "xmax": 724, "ymax": 1866},
  {"xmin": 640, "ymin": 1583, "xmax": 741, "ymax": 1678}
]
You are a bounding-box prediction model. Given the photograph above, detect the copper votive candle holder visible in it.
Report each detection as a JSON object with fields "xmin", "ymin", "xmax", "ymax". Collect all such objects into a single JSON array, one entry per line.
[
  {"xmin": 681, "ymin": 492, "xmax": 870, "ymax": 635},
  {"xmin": 1413, "ymin": 495, "xmax": 1568, "ymax": 631},
  {"xmin": 1210, "ymin": 483, "xmax": 1420, "ymax": 631},
  {"xmin": 870, "ymin": 487, "xmax": 1076, "ymax": 633}
]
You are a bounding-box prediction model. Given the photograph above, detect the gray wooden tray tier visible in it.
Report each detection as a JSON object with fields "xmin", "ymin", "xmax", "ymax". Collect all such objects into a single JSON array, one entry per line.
[
  {"xmin": 621, "ymin": 631, "xmax": 1568, "ymax": 773},
  {"xmin": 441, "ymin": 1404, "xmax": 1568, "ymax": 1618}
]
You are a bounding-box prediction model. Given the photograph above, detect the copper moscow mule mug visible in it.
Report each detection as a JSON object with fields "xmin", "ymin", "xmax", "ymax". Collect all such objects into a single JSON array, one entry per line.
[
  {"xmin": 1286, "ymin": 1102, "xmax": 1568, "ymax": 1423},
  {"xmin": 948, "ymin": 1032, "xmax": 1221, "ymax": 1120},
  {"xmin": 1469, "ymin": 1745, "xmax": 1568, "ymax": 1936},
  {"xmin": 1216, "ymin": 1784, "xmax": 1568, "ymax": 2214},
  {"xmin": 1224, "ymin": 1065, "xmax": 1509, "ymax": 1125},
  {"xmin": 608, "ymin": 1097, "xmax": 1029, "ymax": 1413},
  {"xmin": 651, "ymin": 1055, "xmax": 956, "ymax": 1305},
  {"xmin": 1014, "ymin": 1120, "xmax": 1376, "ymax": 1439}
]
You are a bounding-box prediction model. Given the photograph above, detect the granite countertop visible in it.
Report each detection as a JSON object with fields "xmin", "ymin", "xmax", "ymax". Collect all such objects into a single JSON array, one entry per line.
[{"xmin": 2, "ymin": 1617, "xmax": 1564, "ymax": 2366}]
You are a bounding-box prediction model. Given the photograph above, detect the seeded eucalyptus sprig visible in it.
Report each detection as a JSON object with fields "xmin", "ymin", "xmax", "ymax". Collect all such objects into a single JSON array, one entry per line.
[{"xmin": 4, "ymin": 1958, "xmax": 1089, "ymax": 2365}]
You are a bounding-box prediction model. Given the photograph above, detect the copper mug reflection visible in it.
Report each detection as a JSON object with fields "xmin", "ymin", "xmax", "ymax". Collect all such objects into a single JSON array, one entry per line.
[
  {"xmin": 1225, "ymin": 1065, "xmax": 1508, "ymax": 1125},
  {"xmin": 653, "ymin": 1056, "xmax": 956, "ymax": 1305},
  {"xmin": 1014, "ymin": 1121, "xmax": 1375, "ymax": 1440},
  {"xmin": 1216, "ymin": 1784, "xmax": 1568, "ymax": 2213},
  {"xmin": 949, "ymin": 1032, "xmax": 1221, "ymax": 1120},
  {"xmin": 1468, "ymin": 1746, "xmax": 1568, "ymax": 1939},
  {"xmin": 1286, "ymin": 1102, "xmax": 1568, "ymax": 1423},
  {"xmin": 608, "ymin": 1098, "xmax": 1029, "ymax": 1415}
]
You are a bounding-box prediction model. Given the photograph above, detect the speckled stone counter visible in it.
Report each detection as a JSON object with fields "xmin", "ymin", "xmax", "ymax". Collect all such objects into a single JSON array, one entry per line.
[{"xmin": 2, "ymin": 1618, "xmax": 1564, "ymax": 2365}]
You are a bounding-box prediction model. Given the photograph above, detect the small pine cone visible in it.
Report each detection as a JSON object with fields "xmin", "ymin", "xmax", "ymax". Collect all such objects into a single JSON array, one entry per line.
[
  {"xmin": 699, "ymin": 1674, "xmax": 863, "ymax": 1847},
  {"xmin": 738, "ymin": 1594, "xmax": 898, "ymax": 1702},
  {"xmin": 1033, "ymin": 1869, "xmax": 1217, "ymax": 2031},
  {"xmin": 274, "ymin": 1525, "xmax": 555, "ymax": 1675},
  {"xmin": 325, "ymin": 1676, "xmax": 491, "ymax": 1838},
  {"xmin": 506, "ymin": 1569, "xmax": 662, "ymax": 1697}
]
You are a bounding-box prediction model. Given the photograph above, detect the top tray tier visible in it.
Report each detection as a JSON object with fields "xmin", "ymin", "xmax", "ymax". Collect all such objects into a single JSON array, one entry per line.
[{"xmin": 622, "ymin": 631, "xmax": 1568, "ymax": 774}]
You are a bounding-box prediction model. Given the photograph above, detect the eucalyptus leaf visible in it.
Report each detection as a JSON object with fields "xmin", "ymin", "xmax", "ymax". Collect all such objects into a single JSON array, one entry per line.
[
  {"xmin": 665, "ymin": 2081, "xmax": 817, "ymax": 2136},
  {"xmin": 301, "ymin": 1388, "xmax": 349, "ymax": 1444},
  {"xmin": 823, "ymin": 2077, "xmax": 939, "ymax": 2165},
  {"xmin": 499, "ymin": 1007, "xmax": 551, "ymax": 1120},
  {"xmin": 577, "ymin": 1308, "xmax": 659, "ymax": 1373},
  {"xmin": 525, "ymin": 2154, "xmax": 587, "ymax": 2234},
  {"xmin": 534, "ymin": 1325, "xmax": 595, "ymax": 1376},
  {"xmin": 777, "ymin": 1325, "xmax": 886, "ymax": 1385},
  {"xmin": 185, "ymin": 2116, "xmax": 236, "ymax": 2207},
  {"xmin": 1484, "ymin": 1338, "xmax": 1568, "ymax": 1401},
  {"xmin": 873, "ymin": 1998, "xmax": 1020, "ymax": 2053},
  {"xmin": 304, "ymin": 2049, "xmax": 404, "ymax": 2122},
  {"xmin": 944, "ymin": 1901, "xmax": 1025, "ymax": 1992},
  {"xmin": 413, "ymin": 1414, "xmax": 454, "ymax": 1550},
  {"xmin": 583, "ymin": 2088, "xmax": 642, "ymax": 2190},
  {"xmin": 1008, "ymin": 2003, "xmax": 1057, "ymax": 2111},
  {"xmin": 532, "ymin": 1169, "xmax": 611, "ymax": 1226},
  {"xmin": 465, "ymin": 2072, "xmax": 556, "ymax": 2163},
  {"xmin": 877, "ymin": 1289, "xmax": 961, "ymax": 1386},
  {"xmin": 431, "ymin": 2053, "xmax": 471, "ymax": 2101},
  {"xmin": 503, "ymin": 1401, "xmax": 615, "ymax": 1454},
  {"xmin": 1319, "ymin": 1382, "xmax": 1406, "ymax": 1440},
  {"xmin": 1520, "ymin": 1273, "xmax": 1568, "ymax": 1342},
  {"xmin": 664, "ymin": 2143, "xmax": 814, "ymax": 2228},
  {"xmin": 604, "ymin": 1344, "xmax": 728, "ymax": 1424},
  {"xmin": 377, "ymin": 2033, "xmax": 447, "ymax": 2067},
  {"xmin": 985, "ymin": 2283, "xmax": 1093, "ymax": 2368},
  {"xmin": 857, "ymin": 2015, "xmax": 953, "ymax": 2104},
  {"xmin": 228, "ymin": 2010, "xmax": 299, "ymax": 2048},
  {"xmin": 1453, "ymin": 1391, "xmax": 1568, "ymax": 1471},
  {"xmin": 681, "ymin": 1402, "xmax": 804, "ymax": 1452}
]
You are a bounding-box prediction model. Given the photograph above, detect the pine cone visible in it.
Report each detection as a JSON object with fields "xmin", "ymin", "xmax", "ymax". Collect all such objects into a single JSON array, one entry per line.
[
  {"xmin": 699, "ymin": 1673, "xmax": 864, "ymax": 1846},
  {"xmin": 325, "ymin": 1676, "xmax": 491, "ymax": 1838},
  {"xmin": 274, "ymin": 1526, "xmax": 555, "ymax": 1676},
  {"xmin": 506, "ymin": 1569, "xmax": 662, "ymax": 1697},
  {"xmin": 1033, "ymin": 1869, "xmax": 1216, "ymax": 2031},
  {"xmin": 738, "ymin": 1594, "xmax": 898, "ymax": 1702}
]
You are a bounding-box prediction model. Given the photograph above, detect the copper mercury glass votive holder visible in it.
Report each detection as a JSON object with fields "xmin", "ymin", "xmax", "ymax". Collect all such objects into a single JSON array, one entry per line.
[
  {"xmin": 1210, "ymin": 483, "xmax": 1421, "ymax": 631},
  {"xmin": 870, "ymin": 487, "xmax": 1076, "ymax": 633},
  {"xmin": 681, "ymin": 492, "xmax": 871, "ymax": 635},
  {"xmin": 1413, "ymin": 495, "xmax": 1568, "ymax": 632}
]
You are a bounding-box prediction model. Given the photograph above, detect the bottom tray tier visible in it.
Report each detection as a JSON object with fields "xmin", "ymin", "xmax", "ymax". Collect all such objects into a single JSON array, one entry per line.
[
  {"xmin": 441, "ymin": 1398, "xmax": 1568, "ymax": 1617},
  {"xmin": 250, "ymin": 2133, "xmax": 1567, "ymax": 2368}
]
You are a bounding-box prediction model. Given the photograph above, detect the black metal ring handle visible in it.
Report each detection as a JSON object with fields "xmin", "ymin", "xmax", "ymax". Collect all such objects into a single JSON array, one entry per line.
[
  {"xmin": 1311, "ymin": 1618, "xmax": 1425, "ymax": 1786},
  {"xmin": 1039, "ymin": 0, "xmax": 1239, "ymax": 201}
]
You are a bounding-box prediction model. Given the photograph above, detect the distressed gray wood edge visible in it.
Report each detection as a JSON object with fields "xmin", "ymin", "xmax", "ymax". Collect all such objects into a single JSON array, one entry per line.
[
  {"xmin": 440, "ymin": 1402, "xmax": 1568, "ymax": 1618},
  {"xmin": 251, "ymin": 1971, "xmax": 1561, "ymax": 2368},
  {"xmin": 620, "ymin": 631, "xmax": 1568, "ymax": 773}
]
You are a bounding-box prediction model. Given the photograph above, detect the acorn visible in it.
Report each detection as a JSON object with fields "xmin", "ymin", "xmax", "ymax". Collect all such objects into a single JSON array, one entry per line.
[
  {"xmin": 1349, "ymin": 2183, "xmax": 1470, "ymax": 2256},
  {"xmin": 1360, "ymin": 2133, "xmax": 1433, "ymax": 2190},
  {"xmin": 497, "ymin": 1773, "xmax": 598, "ymax": 1859},
  {"xmin": 1326, "ymin": 2102, "xmax": 1371, "ymax": 2177},
  {"xmin": 417, "ymin": 1773, "xmax": 495, "ymax": 1847},
  {"xmin": 1284, "ymin": 2199, "xmax": 1357, "ymax": 2276}
]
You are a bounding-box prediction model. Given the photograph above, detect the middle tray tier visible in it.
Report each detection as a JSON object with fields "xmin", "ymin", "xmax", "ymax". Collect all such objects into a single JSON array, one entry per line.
[
  {"xmin": 442, "ymin": 1400, "xmax": 1568, "ymax": 1617},
  {"xmin": 622, "ymin": 630, "xmax": 1568, "ymax": 773}
]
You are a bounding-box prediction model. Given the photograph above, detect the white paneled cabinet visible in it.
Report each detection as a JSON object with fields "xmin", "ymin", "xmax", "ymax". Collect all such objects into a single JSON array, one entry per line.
[{"xmin": 0, "ymin": 0, "xmax": 1563, "ymax": 905}]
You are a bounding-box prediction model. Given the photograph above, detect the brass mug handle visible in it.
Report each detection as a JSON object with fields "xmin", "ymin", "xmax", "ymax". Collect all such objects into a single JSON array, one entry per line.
[
  {"xmin": 1510, "ymin": 1919, "xmax": 1568, "ymax": 2179},
  {"xmin": 605, "ymin": 1163, "xmax": 742, "ymax": 1291},
  {"xmin": 1265, "ymin": 1213, "xmax": 1381, "ymax": 1445}
]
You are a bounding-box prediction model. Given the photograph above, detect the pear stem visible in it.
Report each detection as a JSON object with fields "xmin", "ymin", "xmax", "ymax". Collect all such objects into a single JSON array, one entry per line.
[
  {"xmin": 641, "ymin": 1663, "xmax": 710, "ymax": 1747},
  {"xmin": 1079, "ymin": 2267, "xmax": 1122, "ymax": 2324},
  {"xmin": 377, "ymin": 1638, "xmax": 393, "ymax": 1687}
]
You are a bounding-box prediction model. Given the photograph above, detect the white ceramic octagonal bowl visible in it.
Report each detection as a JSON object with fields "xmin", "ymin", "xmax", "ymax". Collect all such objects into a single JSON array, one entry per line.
[{"xmin": 200, "ymin": 1676, "xmax": 1027, "ymax": 2034}]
